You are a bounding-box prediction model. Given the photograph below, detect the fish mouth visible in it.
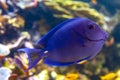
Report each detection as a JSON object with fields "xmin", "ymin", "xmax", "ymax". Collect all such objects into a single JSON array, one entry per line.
[
  {"xmin": 86, "ymin": 36, "xmax": 106, "ymax": 42},
  {"xmin": 84, "ymin": 33, "xmax": 107, "ymax": 42},
  {"xmin": 73, "ymin": 29, "xmax": 107, "ymax": 42}
]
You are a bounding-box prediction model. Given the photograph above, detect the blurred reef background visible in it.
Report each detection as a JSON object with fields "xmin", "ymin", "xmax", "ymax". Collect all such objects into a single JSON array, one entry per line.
[{"xmin": 0, "ymin": 0, "xmax": 120, "ymax": 80}]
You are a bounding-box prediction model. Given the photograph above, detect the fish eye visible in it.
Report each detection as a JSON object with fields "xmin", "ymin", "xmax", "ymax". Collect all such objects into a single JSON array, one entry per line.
[{"xmin": 88, "ymin": 24, "xmax": 96, "ymax": 30}]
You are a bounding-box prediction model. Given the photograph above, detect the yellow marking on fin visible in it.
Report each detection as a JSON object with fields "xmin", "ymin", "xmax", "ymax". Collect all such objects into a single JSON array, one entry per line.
[{"xmin": 77, "ymin": 60, "xmax": 87, "ymax": 64}]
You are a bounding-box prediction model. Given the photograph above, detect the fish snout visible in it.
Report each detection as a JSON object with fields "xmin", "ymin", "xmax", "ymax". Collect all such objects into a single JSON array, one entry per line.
[{"xmin": 104, "ymin": 32, "xmax": 109, "ymax": 41}]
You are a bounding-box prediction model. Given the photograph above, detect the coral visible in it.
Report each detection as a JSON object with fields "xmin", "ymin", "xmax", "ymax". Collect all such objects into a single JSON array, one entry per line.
[
  {"xmin": 0, "ymin": 44, "xmax": 10, "ymax": 56},
  {"xmin": 0, "ymin": 67, "xmax": 12, "ymax": 80},
  {"xmin": 100, "ymin": 69, "xmax": 120, "ymax": 80},
  {"xmin": 0, "ymin": 14, "xmax": 25, "ymax": 42},
  {"xmin": 8, "ymin": 15, "xmax": 25, "ymax": 28},
  {"xmin": 44, "ymin": 0, "xmax": 105, "ymax": 26}
]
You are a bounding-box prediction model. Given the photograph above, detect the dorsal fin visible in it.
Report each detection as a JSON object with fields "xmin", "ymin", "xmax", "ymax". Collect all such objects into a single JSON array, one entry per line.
[{"xmin": 35, "ymin": 18, "xmax": 78, "ymax": 47}]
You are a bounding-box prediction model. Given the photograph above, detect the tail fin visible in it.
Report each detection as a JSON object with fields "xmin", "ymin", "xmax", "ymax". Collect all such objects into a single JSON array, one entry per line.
[{"xmin": 17, "ymin": 48, "xmax": 44, "ymax": 71}]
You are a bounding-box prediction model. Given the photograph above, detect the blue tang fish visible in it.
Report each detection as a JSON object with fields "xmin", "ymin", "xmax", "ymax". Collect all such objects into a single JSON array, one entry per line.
[{"xmin": 18, "ymin": 18, "xmax": 108, "ymax": 70}]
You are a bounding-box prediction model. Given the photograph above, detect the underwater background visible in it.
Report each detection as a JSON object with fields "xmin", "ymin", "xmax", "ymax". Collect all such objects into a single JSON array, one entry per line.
[{"xmin": 0, "ymin": 0, "xmax": 120, "ymax": 80}]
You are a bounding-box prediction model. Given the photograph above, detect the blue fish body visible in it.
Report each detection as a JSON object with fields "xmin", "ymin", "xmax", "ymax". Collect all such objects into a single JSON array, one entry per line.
[{"xmin": 18, "ymin": 18, "xmax": 108, "ymax": 70}]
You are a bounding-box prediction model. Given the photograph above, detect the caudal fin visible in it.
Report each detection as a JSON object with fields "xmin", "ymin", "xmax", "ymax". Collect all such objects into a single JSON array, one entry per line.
[{"xmin": 17, "ymin": 48, "xmax": 44, "ymax": 71}]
